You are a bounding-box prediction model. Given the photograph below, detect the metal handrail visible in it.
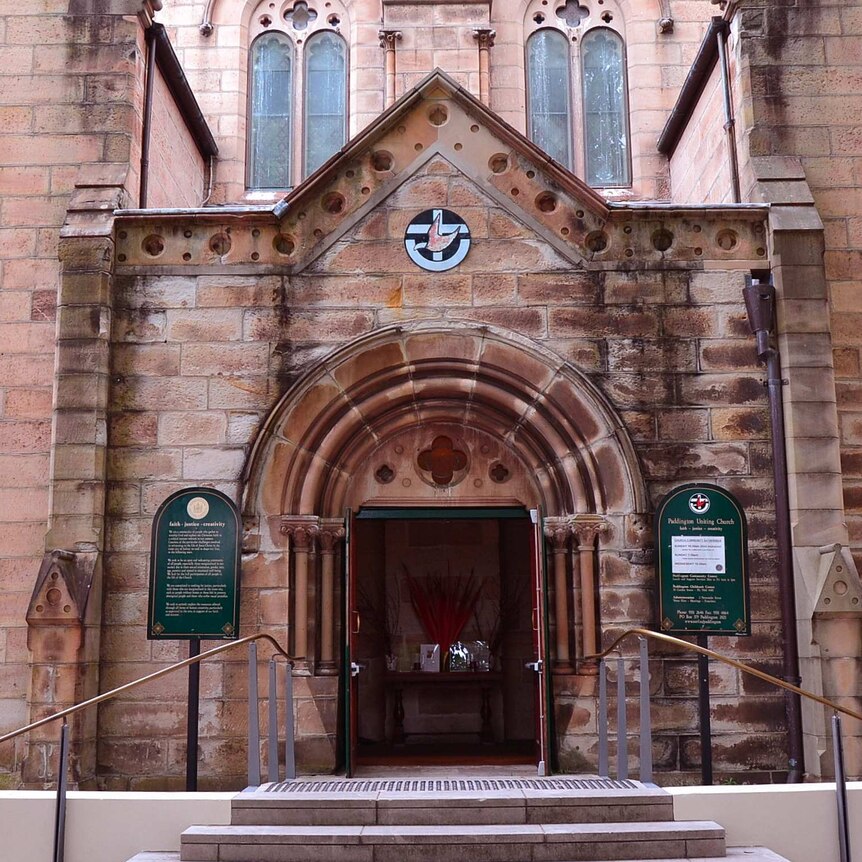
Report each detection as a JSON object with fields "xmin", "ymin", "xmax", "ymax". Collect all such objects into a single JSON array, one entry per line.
[
  {"xmin": 0, "ymin": 632, "xmax": 294, "ymax": 746},
  {"xmin": 590, "ymin": 627, "xmax": 859, "ymax": 862},
  {"xmin": 588, "ymin": 626, "xmax": 862, "ymax": 722}
]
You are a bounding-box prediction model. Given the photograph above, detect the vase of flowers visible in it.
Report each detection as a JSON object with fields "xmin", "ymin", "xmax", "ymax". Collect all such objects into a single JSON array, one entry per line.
[{"xmin": 403, "ymin": 564, "xmax": 482, "ymax": 671}]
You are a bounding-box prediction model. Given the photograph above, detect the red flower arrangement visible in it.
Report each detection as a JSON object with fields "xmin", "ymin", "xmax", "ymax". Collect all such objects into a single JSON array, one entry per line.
[{"xmin": 404, "ymin": 565, "xmax": 483, "ymax": 661}]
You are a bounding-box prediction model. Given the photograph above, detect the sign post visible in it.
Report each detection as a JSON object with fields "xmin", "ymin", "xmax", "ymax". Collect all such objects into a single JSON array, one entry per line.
[
  {"xmin": 655, "ymin": 483, "xmax": 750, "ymax": 785},
  {"xmin": 148, "ymin": 488, "xmax": 242, "ymax": 791}
]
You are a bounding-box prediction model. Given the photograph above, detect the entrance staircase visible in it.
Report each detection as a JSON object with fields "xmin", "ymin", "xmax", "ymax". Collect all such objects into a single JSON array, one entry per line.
[{"xmin": 127, "ymin": 777, "xmax": 789, "ymax": 862}]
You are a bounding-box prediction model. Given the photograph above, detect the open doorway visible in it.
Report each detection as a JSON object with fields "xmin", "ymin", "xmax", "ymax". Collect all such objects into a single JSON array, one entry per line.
[{"xmin": 350, "ymin": 510, "xmax": 538, "ymax": 767}]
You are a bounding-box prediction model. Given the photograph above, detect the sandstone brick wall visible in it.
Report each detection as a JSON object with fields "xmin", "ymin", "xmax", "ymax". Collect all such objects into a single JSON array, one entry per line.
[
  {"xmin": 383, "ymin": 0, "xmax": 482, "ymax": 97},
  {"xmin": 669, "ymin": 62, "xmax": 733, "ymax": 204},
  {"xmin": 146, "ymin": 66, "xmax": 208, "ymax": 209},
  {"xmin": 99, "ymin": 154, "xmax": 787, "ymax": 785},
  {"xmin": 732, "ymin": 0, "xmax": 862, "ymax": 567},
  {"xmin": 0, "ymin": 3, "xmax": 148, "ymax": 785},
  {"xmin": 0, "ymin": 0, "xmax": 820, "ymax": 789},
  {"xmin": 105, "ymin": 266, "xmax": 286, "ymax": 787}
]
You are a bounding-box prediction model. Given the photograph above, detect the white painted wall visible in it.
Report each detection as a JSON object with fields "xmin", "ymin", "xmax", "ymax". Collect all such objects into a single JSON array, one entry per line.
[
  {"xmin": 0, "ymin": 784, "xmax": 858, "ymax": 862},
  {"xmin": 669, "ymin": 783, "xmax": 862, "ymax": 862},
  {"xmin": 0, "ymin": 791, "xmax": 232, "ymax": 862}
]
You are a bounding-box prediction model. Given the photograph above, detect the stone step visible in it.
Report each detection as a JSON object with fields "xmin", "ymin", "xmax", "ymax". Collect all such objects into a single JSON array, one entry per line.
[
  {"xmin": 180, "ymin": 820, "xmax": 726, "ymax": 861},
  {"xmin": 129, "ymin": 847, "xmax": 792, "ymax": 862},
  {"xmin": 232, "ymin": 787, "xmax": 675, "ymax": 826}
]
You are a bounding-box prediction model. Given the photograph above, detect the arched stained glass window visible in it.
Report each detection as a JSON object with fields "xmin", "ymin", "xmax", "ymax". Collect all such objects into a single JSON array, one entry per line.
[
  {"xmin": 526, "ymin": 29, "xmax": 573, "ymax": 169},
  {"xmin": 304, "ymin": 31, "xmax": 347, "ymax": 177},
  {"xmin": 582, "ymin": 28, "xmax": 630, "ymax": 186},
  {"xmin": 249, "ymin": 32, "xmax": 293, "ymax": 189}
]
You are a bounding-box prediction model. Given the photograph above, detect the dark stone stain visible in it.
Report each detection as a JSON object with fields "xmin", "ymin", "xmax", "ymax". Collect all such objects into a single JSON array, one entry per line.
[
  {"xmin": 727, "ymin": 408, "xmax": 769, "ymax": 437},
  {"xmin": 739, "ymin": 661, "xmax": 784, "ymax": 696},
  {"xmin": 712, "ymin": 697, "xmax": 785, "ymax": 729},
  {"xmin": 748, "ymin": 442, "xmax": 774, "ymax": 476},
  {"xmin": 843, "ymin": 486, "xmax": 862, "ymax": 510},
  {"xmin": 556, "ymin": 702, "xmax": 574, "ymax": 734},
  {"xmin": 746, "ymin": 512, "xmax": 779, "ymax": 545}
]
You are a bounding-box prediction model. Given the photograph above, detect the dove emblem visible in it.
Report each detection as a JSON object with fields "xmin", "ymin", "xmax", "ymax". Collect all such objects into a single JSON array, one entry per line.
[{"xmin": 404, "ymin": 208, "xmax": 471, "ymax": 271}]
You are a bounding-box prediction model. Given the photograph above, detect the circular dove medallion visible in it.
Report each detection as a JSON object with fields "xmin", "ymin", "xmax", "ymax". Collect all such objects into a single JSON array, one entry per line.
[
  {"xmin": 688, "ymin": 492, "xmax": 710, "ymax": 514},
  {"xmin": 404, "ymin": 208, "xmax": 471, "ymax": 272}
]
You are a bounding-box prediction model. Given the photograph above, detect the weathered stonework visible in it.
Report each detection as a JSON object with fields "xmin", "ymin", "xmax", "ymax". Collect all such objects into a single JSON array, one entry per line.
[
  {"xmin": 1, "ymin": 0, "xmax": 861, "ymax": 790},
  {"xmin": 81, "ymin": 75, "xmax": 787, "ymax": 785}
]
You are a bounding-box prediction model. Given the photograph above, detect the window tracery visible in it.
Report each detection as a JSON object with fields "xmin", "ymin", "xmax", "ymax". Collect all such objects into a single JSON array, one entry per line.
[
  {"xmin": 284, "ymin": 0, "xmax": 316, "ymax": 30},
  {"xmin": 525, "ymin": 0, "xmax": 631, "ymax": 187},
  {"xmin": 247, "ymin": 0, "xmax": 348, "ymax": 189},
  {"xmin": 556, "ymin": 0, "xmax": 590, "ymax": 29}
]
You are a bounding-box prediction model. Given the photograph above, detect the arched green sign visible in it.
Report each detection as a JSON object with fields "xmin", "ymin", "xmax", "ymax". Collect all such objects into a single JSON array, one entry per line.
[
  {"xmin": 655, "ymin": 483, "xmax": 750, "ymax": 636},
  {"xmin": 148, "ymin": 487, "xmax": 241, "ymax": 639}
]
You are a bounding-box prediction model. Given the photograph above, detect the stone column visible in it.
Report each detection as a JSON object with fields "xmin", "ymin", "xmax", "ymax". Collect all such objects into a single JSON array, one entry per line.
[
  {"xmin": 544, "ymin": 518, "xmax": 573, "ymax": 672},
  {"xmin": 280, "ymin": 518, "xmax": 319, "ymax": 663},
  {"xmin": 318, "ymin": 519, "xmax": 345, "ymax": 675},
  {"xmin": 472, "ymin": 29, "xmax": 496, "ymax": 105},
  {"xmin": 572, "ymin": 515, "xmax": 611, "ymax": 669},
  {"xmin": 379, "ymin": 30, "xmax": 402, "ymax": 108},
  {"xmin": 23, "ymin": 169, "xmax": 132, "ymax": 787},
  {"xmin": 757, "ymin": 160, "xmax": 862, "ymax": 776}
]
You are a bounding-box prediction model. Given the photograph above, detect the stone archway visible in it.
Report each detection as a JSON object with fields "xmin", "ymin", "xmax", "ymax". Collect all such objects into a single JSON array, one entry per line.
[
  {"xmin": 243, "ymin": 321, "xmax": 647, "ymax": 675},
  {"xmin": 244, "ymin": 321, "xmax": 646, "ymax": 521}
]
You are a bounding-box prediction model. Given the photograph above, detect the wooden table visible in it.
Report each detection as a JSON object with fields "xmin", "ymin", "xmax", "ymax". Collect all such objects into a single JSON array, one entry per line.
[{"xmin": 384, "ymin": 671, "xmax": 503, "ymax": 745}]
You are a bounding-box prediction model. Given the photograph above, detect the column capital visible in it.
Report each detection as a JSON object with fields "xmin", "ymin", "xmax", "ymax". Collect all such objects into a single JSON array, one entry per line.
[
  {"xmin": 473, "ymin": 28, "xmax": 496, "ymax": 49},
  {"xmin": 571, "ymin": 515, "xmax": 611, "ymax": 545},
  {"xmin": 319, "ymin": 518, "xmax": 346, "ymax": 553},
  {"xmin": 280, "ymin": 516, "xmax": 320, "ymax": 551},
  {"xmin": 543, "ymin": 517, "xmax": 572, "ymax": 552},
  {"xmin": 378, "ymin": 29, "xmax": 402, "ymax": 50}
]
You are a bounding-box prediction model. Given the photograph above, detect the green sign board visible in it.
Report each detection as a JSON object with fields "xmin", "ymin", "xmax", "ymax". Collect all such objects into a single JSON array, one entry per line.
[
  {"xmin": 655, "ymin": 483, "xmax": 750, "ymax": 636},
  {"xmin": 148, "ymin": 488, "xmax": 241, "ymax": 640}
]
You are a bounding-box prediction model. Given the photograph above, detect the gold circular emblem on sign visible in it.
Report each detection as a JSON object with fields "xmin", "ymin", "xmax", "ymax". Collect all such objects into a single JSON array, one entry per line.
[{"xmin": 187, "ymin": 497, "xmax": 210, "ymax": 519}]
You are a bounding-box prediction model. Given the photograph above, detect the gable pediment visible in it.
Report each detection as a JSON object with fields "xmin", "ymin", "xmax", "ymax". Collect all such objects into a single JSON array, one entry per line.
[
  {"xmin": 290, "ymin": 150, "xmax": 585, "ymax": 275},
  {"xmin": 272, "ymin": 69, "xmax": 611, "ymax": 272}
]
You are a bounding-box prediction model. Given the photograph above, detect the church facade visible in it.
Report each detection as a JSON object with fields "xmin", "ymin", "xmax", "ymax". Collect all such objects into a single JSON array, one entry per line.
[{"xmin": 1, "ymin": 0, "xmax": 861, "ymax": 789}]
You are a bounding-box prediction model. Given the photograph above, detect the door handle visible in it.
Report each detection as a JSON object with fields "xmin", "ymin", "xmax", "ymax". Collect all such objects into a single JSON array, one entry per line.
[
  {"xmin": 351, "ymin": 662, "xmax": 362, "ymax": 677},
  {"xmin": 351, "ymin": 611, "xmax": 361, "ymax": 635},
  {"xmin": 531, "ymin": 609, "xmax": 539, "ymax": 631},
  {"xmin": 525, "ymin": 660, "xmax": 543, "ymax": 673}
]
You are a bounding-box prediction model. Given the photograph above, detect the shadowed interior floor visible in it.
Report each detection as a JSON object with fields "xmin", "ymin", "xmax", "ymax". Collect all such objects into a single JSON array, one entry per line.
[{"xmin": 356, "ymin": 739, "xmax": 534, "ymax": 766}]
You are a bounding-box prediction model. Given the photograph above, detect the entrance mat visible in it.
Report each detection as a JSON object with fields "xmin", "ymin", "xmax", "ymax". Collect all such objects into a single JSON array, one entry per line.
[{"xmin": 263, "ymin": 777, "xmax": 640, "ymax": 793}]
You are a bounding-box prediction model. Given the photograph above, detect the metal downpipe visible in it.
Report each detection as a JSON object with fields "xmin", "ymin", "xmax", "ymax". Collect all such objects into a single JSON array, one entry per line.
[
  {"xmin": 744, "ymin": 274, "xmax": 805, "ymax": 782},
  {"xmin": 716, "ymin": 24, "xmax": 741, "ymax": 203},
  {"xmin": 139, "ymin": 26, "xmax": 157, "ymax": 208}
]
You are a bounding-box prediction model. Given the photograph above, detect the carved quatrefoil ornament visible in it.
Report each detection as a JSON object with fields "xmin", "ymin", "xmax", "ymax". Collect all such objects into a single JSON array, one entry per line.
[{"xmin": 417, "ymin": 435, "xmax": 468, "ymax": 487}]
